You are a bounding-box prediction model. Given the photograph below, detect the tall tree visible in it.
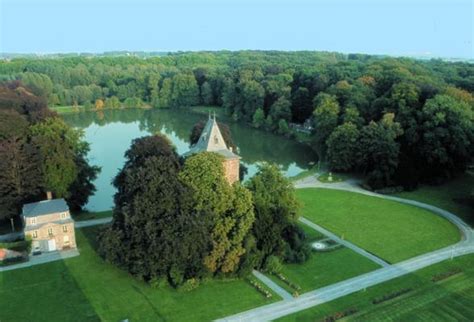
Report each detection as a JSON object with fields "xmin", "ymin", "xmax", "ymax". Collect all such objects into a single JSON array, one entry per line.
[
  {"xmin": 0, "ymin": 138, "xmax": 43, "ymax": 219},
  {"xmin": 357, "ymin": 113, "xmax": 403, "ymax": 188},
  {"xmin": 29, "ymin": 117, "xmax": 82, "ymax": 197},
  {"xmin": 246, "ymin": 163, "xmax": 306, "ymax": 266},
  {"xmin": 312, "ymin": 93, "xmax": 340, "ymax": 155},
  {"xmin": 179, "ymin": 152, "xmax": 255, "ymax": 273},
  {"xmin": 419, "ymin": 95, "xmax": 473, "ymax": 179},
  {"xmin": 327, "ymin": 122, "xmax": 360, "ymax": 171},
  {"xmin": 99, "ymin": 135, "xmax": 210, "ymax": 284}
]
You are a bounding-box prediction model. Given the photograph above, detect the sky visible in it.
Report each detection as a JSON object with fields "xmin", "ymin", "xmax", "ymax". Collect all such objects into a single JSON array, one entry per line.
[{"xmin": 0, "ymin": 0, "xmax": 472, "ymax": 59}]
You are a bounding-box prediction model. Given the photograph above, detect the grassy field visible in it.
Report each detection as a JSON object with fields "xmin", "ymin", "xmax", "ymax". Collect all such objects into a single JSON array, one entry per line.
[
  {"xmin": 295, "ymin": 188, "xmax": 460, "ymax": 263},
  {"xmin": 72, "ymin": 210, "xmax": 113, "ymax": 221},
  {"xmin": 278, "ymin": 254, "xmax": 474, "ymax": 322},
  {"xmin": 394, "ymin": 171, "xmax": 474, "ymax": 227},
  {"xmin": 268, "ymin": 247, "xmax": 380, "ymax": 293},
  {"xmin": 0, "ymin": 226, "xmax": 277, "ymax": 322},
  {"xmin": 49, "ymin": 105, "xmax": 85, "ymax": 113}
]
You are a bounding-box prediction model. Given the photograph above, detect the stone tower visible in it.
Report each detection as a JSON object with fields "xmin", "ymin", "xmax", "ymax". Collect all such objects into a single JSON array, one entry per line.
[{"xmin": 185, "ymin": 115, "xmax": 240, "ymax": 184}]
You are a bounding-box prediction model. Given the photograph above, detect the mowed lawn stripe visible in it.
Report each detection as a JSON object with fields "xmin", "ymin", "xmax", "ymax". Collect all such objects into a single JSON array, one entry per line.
[{"xmin": 296, "ymin": 188, "xmax": 460, "ymax": 263}]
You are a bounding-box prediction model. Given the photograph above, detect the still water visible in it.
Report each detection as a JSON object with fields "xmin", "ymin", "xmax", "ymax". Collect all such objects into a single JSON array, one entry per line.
[{"xmin": 62, "ymin": 109, "xmax": 316, "ymax": 211}]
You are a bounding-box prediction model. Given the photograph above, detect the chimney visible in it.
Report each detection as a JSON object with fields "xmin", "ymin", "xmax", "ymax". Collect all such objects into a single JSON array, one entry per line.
[{"xmin": 46, "ymin": 191, "xmax": 53, "ymax": 200}]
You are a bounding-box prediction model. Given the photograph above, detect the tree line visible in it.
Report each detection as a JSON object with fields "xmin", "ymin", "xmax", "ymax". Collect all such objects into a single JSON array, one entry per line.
[
  {"xmin": 0, "ymin": 81, "xmax": 99, "ymax": 221},
  {"xmin": 99, "ymin": 134, "xmax": 309, "ymax": 288},
  {"xmin": 0, "ymin": 51, "xmax": 472, "ymax": 188}
]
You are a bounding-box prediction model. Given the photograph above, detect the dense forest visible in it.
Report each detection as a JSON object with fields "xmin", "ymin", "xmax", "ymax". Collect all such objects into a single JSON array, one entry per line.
[
  {"xmin": 0, "ymin": 51, "xmax": 473, "ymax": 189},
  {"xmin": 0, "ymin": 82, "xmax": 99, "ymax": 221}
]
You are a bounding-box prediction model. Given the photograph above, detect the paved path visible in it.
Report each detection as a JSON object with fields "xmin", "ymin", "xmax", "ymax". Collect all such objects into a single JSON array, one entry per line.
[
  {"xmin": 0, "ymin": 249, "xmax": 80, "ymax": 272},
  {"xmin": 0, "ymin": 231, "xmax": 23, "ymax": 242},
  {"xmin": 252, "ymin": 270, "xmax": 293, "ymax": 301},
  {"xmin": 299, "ymin": 217, "xmax": 390, "ymax": 267},
  {"xmin": 75, "ymin": 217, "xmax": 112, "ymax": 228},
  {"xmin": 219, "ymin": 242, "xmax": 474, "ymax": 321},
  {"xmin": 217, "ymin": 175, "xmax": 474, "ymax": 321}
]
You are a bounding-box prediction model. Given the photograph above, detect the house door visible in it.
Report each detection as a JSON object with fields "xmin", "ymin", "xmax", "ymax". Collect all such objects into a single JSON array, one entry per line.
[{"xmin": 48, "ymin": 239, "xmax": 57, "ymax": 251}]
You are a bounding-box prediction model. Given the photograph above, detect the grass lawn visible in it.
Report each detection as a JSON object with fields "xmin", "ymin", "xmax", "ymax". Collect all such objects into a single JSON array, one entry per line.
[
  {"xmin": 299, "ymin": 222, "xmax": 324, "ymax": 241},
  {"xmin": 290, "ymin": 165, "xmax": 319, "ymax": 182},
  {"xmin": 268, "ymin": 247, "xmax": 380, "ymax": 293},
  {"xmin": 72, "ymin": 210, "xmax": 113, "ymax": 221},
  {"xmin": 0, "ymin": 226, "xmax": 278, "ymax": 322},
  {"xmin": 278, "ymin": 254, "xmax": 474, "ymax": 322},
  {"xmin": 49, "ymin": 105, "xmax": 85, "ymax": 113},
  {"xmin": 394, "ymin": 170, "xmax": 474, "ymax": 227},
  {"xmin": 296, "ymin": 188, "xmax": 460, "ymax": 263}
]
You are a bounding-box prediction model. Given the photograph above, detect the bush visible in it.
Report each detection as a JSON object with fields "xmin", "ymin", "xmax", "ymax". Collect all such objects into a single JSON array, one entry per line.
[
  {"xmin": 0, "ymin": 254, "xmax": 28, "ymax": 266},
  {"xmin": 247, "ymin": 278, "xmax": 272, "ymax": 298},
  {"xmin": 431, "ymin": 268, "xmax": 462, "ymax": 282},
  {"xmin": 320, "ymin": 308, "xmax": 358, "ymax": 321},
  {"xmin": 179, "ymin": 278, "xmax": 200, "ymax": 292},
  {"xmin": 273, "ymin": 272, "xmax": 301, "ymax": 291},
  {"xmin": 169, "ymin": 266, "xmax": 184, "ymax": 287},
  {"xmin": 150, "ymin": 277, "xmax": 169, "ymax": 289},
  {"xmin": 0, "ymin": 238, "xmax": 31, "ymax": 253},
  {"xmin": 264, "ymin": 255, "xmax": 282, "ymax": 274},
  {"xmin": 372, "ymin": 288, "xmax": 412, "ymax": 304}
]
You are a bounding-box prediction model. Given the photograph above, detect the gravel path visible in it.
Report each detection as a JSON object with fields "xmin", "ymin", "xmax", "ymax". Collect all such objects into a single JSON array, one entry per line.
[{"xmin": 0, "ymin": 249, "xmax": 80, "ymax": 272}]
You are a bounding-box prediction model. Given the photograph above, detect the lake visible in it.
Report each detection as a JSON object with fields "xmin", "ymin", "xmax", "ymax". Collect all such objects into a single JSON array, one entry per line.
[{"xmin": 62, "ymin": 108, "xmax": 317, "ymax": 211}]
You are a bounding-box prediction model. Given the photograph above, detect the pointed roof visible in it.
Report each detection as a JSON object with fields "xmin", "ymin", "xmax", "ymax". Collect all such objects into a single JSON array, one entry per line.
[{"xmin": 185, "ymin": 115, "xmax": 239, "ymax": 159}]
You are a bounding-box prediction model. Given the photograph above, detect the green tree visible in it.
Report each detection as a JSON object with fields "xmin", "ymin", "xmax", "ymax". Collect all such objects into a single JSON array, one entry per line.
[
  {"xmin": 327, "ymin": 122, "xmax": 360, "ymax": 171},
  {"xmin": 158, "ymin": 78, "xmax": 173, "ymax": 108},
  {"xmin": 0, "ymin": 138, "xmax": 43, "ymax": 220},
  {"xmin": 312, "ymin": 93, "xmax": 340, "ymax": 155},
  {"xmin": 170, "ymin": 74, "xmax": 199, "ymax": 108},
  {"xmin": 0, "ymin": 110, "xmax": 29, "ymax": 140},
  {"xmin": 99, "ymin": 135, "xmax": 209, "ymax": 284},
  {"xmin": 29, "ymin": 118, "xmax": 82, "ymax": 197},
  {"xmin": 270, "ymin": 97, "xmax": 292, "ymax": 122},
  {"xmin": 252, "ymin": 108, "xmax": 265, "ymax": 128},
  {"xmin": 357, "ymin": 113, "xmax": 403, "ymax": 188},
  {"xmin": 200, "ymin": 81, "xmax": 214, "ymax": 105},
  {"xmin": 104, "ymin": 96, "xmax": 121, "ymax": 108},
  {"xmin": 419, "ymin": 95, "xmax": 473, "ymax": 178},
  {"xmin": 246, "ymin": 163, "xmax": 303, "ymax": 266},
  {"xmin": 277, "ymin": 119, "xmax": 290, "ymax": 136},
  {"xmin": 21, "ymin": 72, "xmax": 53, "ymax": 101},
  {"xmin": 179, "ymin": 152, "xmax": 255, "ymax": 273}
]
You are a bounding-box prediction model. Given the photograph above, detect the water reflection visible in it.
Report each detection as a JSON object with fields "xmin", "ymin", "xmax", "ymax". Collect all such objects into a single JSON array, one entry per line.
[{"xmin": 62, "ymin": 109, "xmax": 316, "ymax": 211}]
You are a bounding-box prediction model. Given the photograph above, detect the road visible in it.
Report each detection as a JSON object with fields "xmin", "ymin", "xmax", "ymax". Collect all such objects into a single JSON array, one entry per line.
[{"xmin": 217, "ymin": 176, "xmax": 474, "ymax": 321}]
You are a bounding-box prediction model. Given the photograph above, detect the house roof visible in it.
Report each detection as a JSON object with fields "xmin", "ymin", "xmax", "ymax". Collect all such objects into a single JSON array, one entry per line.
[
  {"xmin": 22, "ymin": 198, "xmax": 69, "ymax": 217},
  {"xmin": 184, "ymin": 116, "xmax": 239, "ymax": 160}
]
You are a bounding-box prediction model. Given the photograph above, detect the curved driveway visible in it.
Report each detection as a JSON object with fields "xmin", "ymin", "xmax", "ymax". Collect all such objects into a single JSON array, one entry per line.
[{"xmin": 218, "ymin": 176, "xmax": 474, "ymax": 322}]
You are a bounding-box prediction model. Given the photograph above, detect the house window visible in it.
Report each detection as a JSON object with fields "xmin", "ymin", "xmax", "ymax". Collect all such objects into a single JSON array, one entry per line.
[
  {"xmin": 62, "ymin": 225, "xmax": 68, "ymax": 233},
  {"xmin": 48, "ymin": 227, "xmax": 53, "ymax": 236},
  {"xmin": 61, "ymin": 212, "xmax": 66, "ymax": 219},
  {"xmin": 32, "ymin": 230, "xmax": 38, "ymax": 238},
  {"xmin": 63, "ymin": 235, "xmax": 70, "ymax": 245},
  {"xmin": 31, "ymin": 217, "xmax": 36, "ymax": 225}
]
